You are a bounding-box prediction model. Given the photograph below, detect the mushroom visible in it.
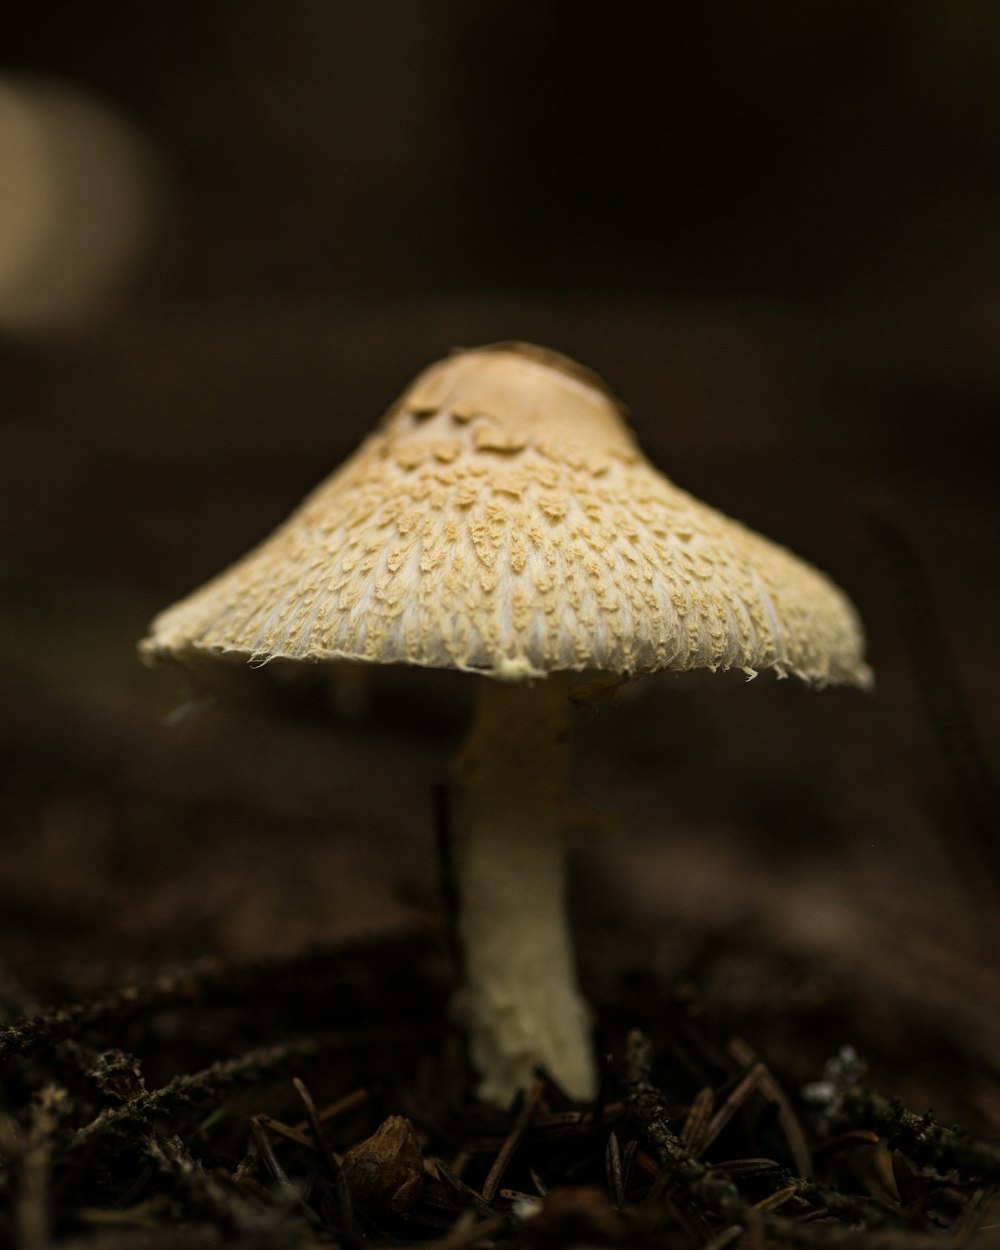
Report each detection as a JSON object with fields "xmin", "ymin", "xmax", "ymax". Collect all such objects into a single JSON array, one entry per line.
[{"xmin": 142, "ymin": 342, "xmax": 871, "ymax": 1106}]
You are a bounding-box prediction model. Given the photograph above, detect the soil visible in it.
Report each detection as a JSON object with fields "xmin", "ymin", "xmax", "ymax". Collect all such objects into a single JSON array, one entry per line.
[
  {"xmin": 2, "ymin": 661, "xmax": 999, "ymax": 1249},
  {"xmin": 2, "ymin": 918, "xmax": 1000, "ymax": 1250}
]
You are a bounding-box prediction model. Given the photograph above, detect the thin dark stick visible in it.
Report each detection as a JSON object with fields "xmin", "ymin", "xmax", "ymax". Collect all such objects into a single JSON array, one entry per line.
[
  {"xmin": 249, "ymin": 1119, "xmax": 297, "ymax": 1195},
  {"xmin": 695, "ymin": 1063, "xmax": 766, "ymax": 1158},
  {"xmin": 619, "ymin": 1138, "xmax": 638, "ymax": 1194},
  {"xmin": 246, "ymin": 1119, "xmax": 322, "ymax": 1228},
  {"xmin": 258, "ymin": 1088, "xmax": 370, "ymax": 1153},
  {"xmin": 606, "ymin": 1131, "xmax": 626, "ymax": 1207},
  {"xmin": 715, "ymin": 1157, "xmax": 782, "ymax": 1176},
  {"xmin": 728, "ymin": 1038, "xmax": 813, "ymax": 1178},
  {"xmin": 481, "ymin": 1079, "xmax": 545, "ymax": 1202},
  {"xmin": 434, "ymin": 1160, "xmax": 497, "ymax": 1219},
  {"xmin": 433, "ymin": 781, "xmax": 463, "ymax": 972},
  {"xmin": 528, "ymin": 1166, "xmax": 548, "ymax": 1197},
  {"xmin": 753, "ymin": 1183, "xmax": 799, "ymax": 1213},
  {"xmin": 254, "ymin": 1116, "xmax": 315, "ymax": 1150},
  {"xmin": 316, "ymin": 1088, "xmax": 369, "ymax": 1125},
  {"xmin": 680, "ymin": 1086, "xmax": 714, "ymax": 1154},
  {"xmin": 292, "ymin": 1077, "xmax": 356, "ymax": 1237}
]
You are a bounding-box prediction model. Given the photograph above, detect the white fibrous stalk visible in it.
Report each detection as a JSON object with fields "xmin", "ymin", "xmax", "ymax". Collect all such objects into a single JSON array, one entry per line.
[{"xmin": 450, "ymin": 675, "xmax": 597, "ymax": 1107}]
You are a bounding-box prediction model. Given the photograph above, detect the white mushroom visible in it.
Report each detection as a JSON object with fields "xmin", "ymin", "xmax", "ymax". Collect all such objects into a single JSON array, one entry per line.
[{"xmin": 143, "ymin": 342, "xmax": 872, "ymax": 1106}]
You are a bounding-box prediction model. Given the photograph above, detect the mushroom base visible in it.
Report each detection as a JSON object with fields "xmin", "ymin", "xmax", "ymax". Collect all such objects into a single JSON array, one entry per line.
[{"xmin": 450, "ymin": 675, "xmax": 596, "ymax": 1107}]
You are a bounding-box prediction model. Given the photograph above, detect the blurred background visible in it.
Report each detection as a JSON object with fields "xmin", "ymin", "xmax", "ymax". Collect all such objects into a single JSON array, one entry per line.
[{"xmin": 1, "ymin": 2, "xmax": 998, "ymax": 1096}]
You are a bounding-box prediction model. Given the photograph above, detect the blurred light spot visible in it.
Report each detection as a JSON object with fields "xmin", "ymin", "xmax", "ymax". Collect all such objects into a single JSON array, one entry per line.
[{"xmin": 0, "ymin": 75, "xmax": 160, "ymax": 335}]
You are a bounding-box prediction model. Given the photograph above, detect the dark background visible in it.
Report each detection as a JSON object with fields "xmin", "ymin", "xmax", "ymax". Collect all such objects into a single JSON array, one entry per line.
[{"xmin": 1, "ymin": 3, "xmax": 998, "ymax": 1085}]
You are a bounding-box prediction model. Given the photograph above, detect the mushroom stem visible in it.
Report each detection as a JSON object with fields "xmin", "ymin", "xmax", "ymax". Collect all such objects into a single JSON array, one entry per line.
[{"xmin": 450, "ymin": 674, "xmax": 596, "ymax": 1106}]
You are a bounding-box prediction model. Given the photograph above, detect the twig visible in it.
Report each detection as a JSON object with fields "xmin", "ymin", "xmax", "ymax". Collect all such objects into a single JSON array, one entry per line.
[
  {"xmin": 0, "ymin": 963, "xmax": 218, "ymax": 1064},
  {"xmin": 254, "ymin": 1087, "xmax": 369, "ymax": 1153},
  {"xmin": 715, "ymin": 1158, "xmax": 782, "ymax": 1176},
  {"xmin": 533, "ymin": 1101, "xmax": 623, "ymax": 1128},
  {"xmin": 481, "ymin": 1079, "xmax": 545, "ymax": 1202},
  {"xmin": 624, "ymin": 1030, "xmax": 911, "ymax": 1238},
  {"xmin": 254, "ymin": 1115, "xmax": 315, "ymax": 1151},
  {"xmin": 753, "ymin": 1183, "xmax": 799, "ymax": 1213},
  {"xmin": 433, "ymin": 781, "xmax": 463, "ymax": 973},
  {"xmin": 292, "ymin": 1077, "xmax": 356, "ymax": 1236},
  {"xmin": 434, "ymin": 1160, "xmax": 497, "ymax": 1219},
  {"xmin": 606, "ymin": 1130, "xmax": 626, "ymax": 1207},
  {"xmin": 145, "ymin": 1133, "xmax": 308, "ymax": 1243},
  {"xmin": 843, "ymin": 1086, "xmax": 1000, "ymax": 1181},
  {"xmin": 315, "ymin": 1087, "xmax": 369, "ymax": 1126},
  {"xmin": 249, "ymin": 1119, "xmax": 298, "ymax": 1196},
  {"xmin": 695, "ymin": 1063, "xmax": 767, "ymax": 1158},
  {"xmin": 72, "ymin": 1030, "xmax": 390, "ymax": 1151},
  {"xmin": 728, "ymin": 1037, "xmax": 814, "ymax": 1178},
  {"xmin": 623, "ymin": 1029, "xmax": 741, "ymax": 1211},
  {"xmin": 528, "ymin": 1166, "xmax": 548, "ymax": 1197},
  {"xmin": 680, "ymin": 1086, "xmax": 714, "ymax": 1154},
  {"xmin": 0, "ymin": 933, "xmax": 441, "ymax": 1064}
]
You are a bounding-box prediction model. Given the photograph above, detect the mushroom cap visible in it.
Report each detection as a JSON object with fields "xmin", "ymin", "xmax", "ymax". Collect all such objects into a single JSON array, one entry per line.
[{"xmin": 142, "ymin": 342, "xmax": 871, "ymax": 687}]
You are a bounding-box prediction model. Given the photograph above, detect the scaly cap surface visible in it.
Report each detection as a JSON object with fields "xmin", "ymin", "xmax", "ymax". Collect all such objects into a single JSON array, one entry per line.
[{"xmin": 142, "ymin": 342, "xmax": 872, "ymax": 686}]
